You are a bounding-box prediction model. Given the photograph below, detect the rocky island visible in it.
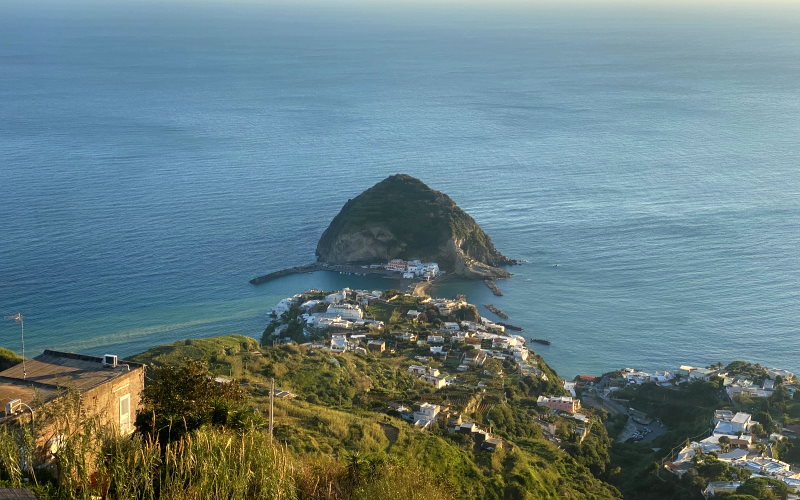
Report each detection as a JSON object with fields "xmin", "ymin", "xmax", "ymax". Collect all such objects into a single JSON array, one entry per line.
[
  {"xmin": 316, "ymin": 174, "xmax": 514, "ymax": 279},
  {"xmin": 251, "ymin": 174, "xmax": 516, "ymax": 285}
]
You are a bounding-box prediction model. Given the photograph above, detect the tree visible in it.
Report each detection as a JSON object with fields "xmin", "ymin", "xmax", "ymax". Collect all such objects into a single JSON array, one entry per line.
[
  {"xmin": 751, "ymin": 423, "xmax": 766, "ymax": 437},
  {"xmin": 754, "ymin": 411, "xmax": 777, "ymax": 434},
  {"xmin": 135, "ymin": 360, "xmax": 248, "ymax": 442},
  {"xmin": 736, "ymin": 477, "xmax": 789, "ymax": 500}
]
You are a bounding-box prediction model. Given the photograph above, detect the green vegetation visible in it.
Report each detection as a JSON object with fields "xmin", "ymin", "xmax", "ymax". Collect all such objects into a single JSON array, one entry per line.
[
  {"xmin": 315, "ymin": 174, "xmax": 511, "ymax": 273},
  {"xmin": 129, "ymin": 334, "xmax": 258, "ymax": 367},
  {"xmin": 131, "ymin": 335, "xmax": 620, "ymax": 499},
  {"xmin": 603, "ymin": 380, "xmax": 727, "ymax": 500},
  {"xmin": 0, "ymin": 346, "xmax": 22, "ymax": 371},
  {"xmin": 26, "ymin": 290, "xmax": 800, "ymax": 499},
  {"xmin": 1, "ymin": 412, "xmax": 448, "ymax": 499},
  {"xmin": 615, "ymin": 380, "xmax": 723, "ymax": 442},
  {"xmin": 725, "ymin": 361, "xmax": 769, "ymax": 384},
  {"xmin": 731, "ymin": 477, "xmax": 789, "ymax": 500},
  {"xmin": 598, "ymin": 369, "xmax": 800, "ymax": 500},
  {"xmin": 135, "ymin": 360, "xmax": 257, "ymax": 442}
]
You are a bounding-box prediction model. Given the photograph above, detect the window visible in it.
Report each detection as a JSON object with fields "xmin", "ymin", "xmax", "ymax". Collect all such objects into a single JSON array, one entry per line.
[{"xmin": 119, "ymin": 393, "xmax": 131, "ymax": 434}]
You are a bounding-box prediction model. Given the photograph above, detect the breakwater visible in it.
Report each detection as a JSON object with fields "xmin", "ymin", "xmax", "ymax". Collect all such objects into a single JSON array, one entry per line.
[
  {"xmin": 484, "ymin": 304, "xmax": 509, "ymax": 320},
  {"xmin": 484, "ymin": 279, "xmax": 503, "ymax": 296},
  {"xmin": 250, "ymin": 263, "xmax": 405, "ymax": 285},
  {"xmin": 249, "ymin": 264, "xmax": 322, "ymax": 285}
]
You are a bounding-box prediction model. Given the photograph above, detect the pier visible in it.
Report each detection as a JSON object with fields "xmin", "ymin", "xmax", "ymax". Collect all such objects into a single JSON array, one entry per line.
[
  {"xmin": 484, "ymin": 279, "xmax": 503, "ymax": 296},
  {"xmin": 249, "ymin": 263, "xmax": 322, "ymax": 285},
  {"xmin": 484, "ymin": 304, "xmax": 508, "ymax": 320},
  {"xmin": 251, "ymin": 262, "xmax": 428, "ymax": 285}
]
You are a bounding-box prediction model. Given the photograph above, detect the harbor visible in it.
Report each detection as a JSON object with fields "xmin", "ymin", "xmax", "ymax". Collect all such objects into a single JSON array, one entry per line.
[{"xmin": 251, "ymin": 262, "xmax": 410, "ymax": 285}]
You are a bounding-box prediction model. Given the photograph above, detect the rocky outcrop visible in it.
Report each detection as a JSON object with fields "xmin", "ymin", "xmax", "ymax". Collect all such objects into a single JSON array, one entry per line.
[{"xmin": 315, "ymin": 174, "xmax": 514, "ymax": 278}]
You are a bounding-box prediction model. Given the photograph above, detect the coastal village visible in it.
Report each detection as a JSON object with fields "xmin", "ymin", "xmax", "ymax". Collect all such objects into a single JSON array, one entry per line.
[
  {"xmin": 577, "ymin": 362, "xmax": 800, "ymax": 497},
  {"xmin": 263, "ymin": 282, "xmax": 800, "ymax": 498},
  {"xmin": 2, "ymin": 272, "xmax": 799, "ymax": 498},
  {"xmin": 264, "ymin": 284, "xmax": 562, "ymax": 453}
]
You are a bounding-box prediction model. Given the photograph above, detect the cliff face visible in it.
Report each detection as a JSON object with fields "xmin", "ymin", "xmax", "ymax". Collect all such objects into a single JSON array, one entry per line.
[{"xmin": 315, "ymin": 174, "xmax": 514, "ymax": 278}]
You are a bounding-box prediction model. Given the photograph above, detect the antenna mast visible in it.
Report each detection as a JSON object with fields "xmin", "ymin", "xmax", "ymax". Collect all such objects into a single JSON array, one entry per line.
[
  {"xmin": 3, "ymin": 312, "xmax": 25, "ymax": 379},
  {"xmin": 269, "ymin": 377, "xmax": 275, "ymax": 441}
]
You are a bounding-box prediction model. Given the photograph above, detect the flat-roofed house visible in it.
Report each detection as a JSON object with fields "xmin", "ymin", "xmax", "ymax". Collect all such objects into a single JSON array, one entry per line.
[
  {"xmin": 367, "ymin": 340, "xmax": 386, "ymax": 353},
  {"xmin": 330, "ymin": 335, "xmax": 348, "ymax": 353},
  {"xmin": 730, "ymin": 412, "xmax": 751, "ymax": 433},
  {"xmin": 0, "ymin": 350, "xmax": 145, "ymax": 449},
  {"xmin": 420, "ymin": 374, "xmax": 447, "ymax": 389}
]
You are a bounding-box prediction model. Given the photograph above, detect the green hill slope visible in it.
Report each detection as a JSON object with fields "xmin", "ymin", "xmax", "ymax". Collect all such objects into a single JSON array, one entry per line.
[{"xmin": 132, "ymin": 335, "xmax": 621, "ymax": 499}]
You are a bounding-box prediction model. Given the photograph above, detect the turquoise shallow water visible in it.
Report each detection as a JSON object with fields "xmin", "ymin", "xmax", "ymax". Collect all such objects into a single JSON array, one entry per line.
[{"xmin": 1, "ymin": 1, "xmax": 799, "ymax": 378}]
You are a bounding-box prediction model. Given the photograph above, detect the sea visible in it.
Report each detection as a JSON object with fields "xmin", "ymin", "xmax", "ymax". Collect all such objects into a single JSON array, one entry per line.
[{"xmin": 1, "ymin": 1, "xmax": 799, "ymax": 378}]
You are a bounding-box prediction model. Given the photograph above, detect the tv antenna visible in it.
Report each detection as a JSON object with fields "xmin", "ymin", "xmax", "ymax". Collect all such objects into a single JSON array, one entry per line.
[{"xmin": 3, "ymin": 312, "xmax": 26, "ymax": 379}]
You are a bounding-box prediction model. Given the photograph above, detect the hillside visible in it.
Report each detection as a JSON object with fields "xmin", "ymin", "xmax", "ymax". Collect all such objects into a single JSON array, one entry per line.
[
  {"xmin": 0, "ymin": 347, "xmax": 22, "ymax": 371},
  {"xmin": 315, "ymin": 175, "xmax": 515, "ymax": 278},
  {"xmin": 132, "ymin": 335, "xmax": 622, "ymax": 499}
]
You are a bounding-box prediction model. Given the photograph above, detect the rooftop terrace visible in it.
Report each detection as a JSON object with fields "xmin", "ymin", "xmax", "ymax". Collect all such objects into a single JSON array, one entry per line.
[{"xmin": 0, "ymin": 350, "xmax": 143, "ymax": 420}]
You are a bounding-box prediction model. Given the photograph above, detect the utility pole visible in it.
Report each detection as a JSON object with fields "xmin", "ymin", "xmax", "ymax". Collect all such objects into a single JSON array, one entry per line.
[
  {"xmin": 4, "ymin": 312, "xmax": 25, "ymax": 379},
  {"xmin": 269, "ymin": 377, "xmax": 275, "ymax": 441}
]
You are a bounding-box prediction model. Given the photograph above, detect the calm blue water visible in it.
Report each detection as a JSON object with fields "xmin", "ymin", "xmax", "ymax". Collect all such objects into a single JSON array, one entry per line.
[{"xmin": 1, "ymin": 1, "xmax": 799, "ymax": 378}]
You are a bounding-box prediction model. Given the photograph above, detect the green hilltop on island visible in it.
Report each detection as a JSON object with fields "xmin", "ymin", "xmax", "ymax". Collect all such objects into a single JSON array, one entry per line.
[
  {"xmin": 316, "ymin": 174, "xmax": 515, "ymax": 279},
  {"xmin": 251, "ymin": 175, "xmax": 516, "ymax": 285}
]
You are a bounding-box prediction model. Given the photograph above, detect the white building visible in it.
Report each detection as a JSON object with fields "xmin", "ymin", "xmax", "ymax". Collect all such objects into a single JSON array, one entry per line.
[
  {"xmin": 315, "ymin": 316, "xmax": 354, "ymax": 329},
  {"xmin": 412, "ymin": 402, "xmax": 442, "ymax": 430},
  {"xmin": 406, "ymin": 260, "xmax": 423, "ymax": 275},
  {"xmin": 730, "ymin": 412, "xmax": 751, "ymax": 433},
  {"xmin": 713, "ymin": 410, "xmax": 734, "ymax": 425},
  {"xmin": 300, "ymin": 300, "xmax": 322, "ymax": 311},
  {"xmin": 741, "ymin": 457, "xmax": 791, "ymax": 477},
  {"xmin": 326, "ymin": 303, "xmax": 363, "ymax": 321},
  {"xmin": 414, "ymin": 402, "xmax": 441, "ymax": 421},
  {"xmin": 689, "ymin": 367, "xmax": 718, "ymax": 381},
  {"xmin": 271, "ymin": 298, "xmax": 295, "ymax": 316},
  {"xmin": 330, "ymin": 335, "xmax": 348, "ymax": 353},
  {"xmin": 711, "ymin": 411, "xmax": 756, "ymax": 447},
  {"xmin": 407, "ymin": 365, "xmax": 440, "ymax": 377},
  {"xmin": 512, "ymin": 346, "xmax": 529, "ymax": 361},
  {"xmin": 703, "ymin": 482, "xmax": 742, "ymax": 498},
  {"xmin": 325, "ymin": 289, "xmax": 350, "ymax": 304},
  {"xmin": 768, "ymin": 368, "xmax": 794, "ymax": 380},
  {"xmin": 421, "ymin": 263, "xmax": 440, "ymax": 279},
  {"xmin": 420, "ymin": 374, "xmax": 447, "ymax": 389}
]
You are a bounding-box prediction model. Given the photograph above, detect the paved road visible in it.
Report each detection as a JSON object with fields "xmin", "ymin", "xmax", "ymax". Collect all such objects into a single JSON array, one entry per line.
[
  {"xmin": 582, "ymin": 392, "xmax": 627, "ymax": 416},
  {"xmin": 582, "ymin": 391, "xmax": 669, "ymax": 443}
]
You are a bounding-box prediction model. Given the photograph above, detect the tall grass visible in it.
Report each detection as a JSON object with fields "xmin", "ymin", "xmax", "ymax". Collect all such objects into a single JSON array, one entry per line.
[
  {"xmin": 0, "ymin": 424, "xmax": 29, "ymax": 486},
  {"xmin": 0, "ymin": 420, "xmax": 451, "ymax": 500},
  {"xmin": 159, "ymin": 428, "xmax": 296, "ymax": 500}
]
